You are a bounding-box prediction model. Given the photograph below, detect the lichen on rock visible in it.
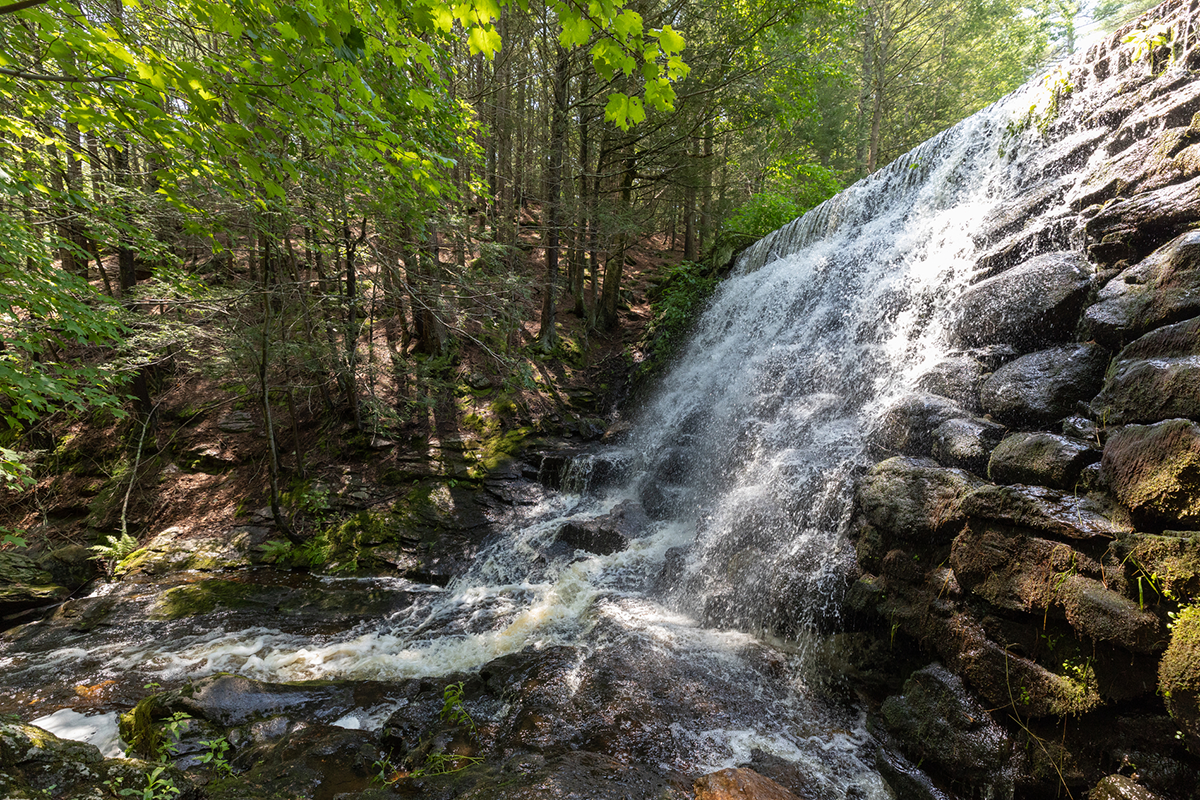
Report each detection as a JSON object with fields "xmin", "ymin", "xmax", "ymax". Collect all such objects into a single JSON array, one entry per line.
[{"xmin": 1101, "ymin": 418, "xmax": 1200, "ymax": 529}]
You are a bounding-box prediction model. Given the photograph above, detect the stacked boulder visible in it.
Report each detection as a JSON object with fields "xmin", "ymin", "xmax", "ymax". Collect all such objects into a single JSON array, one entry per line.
[{"xmin": 845, "ymin": 2, "xmax": 1200, "ymax": 797}]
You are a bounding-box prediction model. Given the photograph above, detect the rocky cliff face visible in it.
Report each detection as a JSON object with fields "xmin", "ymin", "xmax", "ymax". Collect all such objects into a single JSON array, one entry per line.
[{"xmin": 843, "ymin": 1, "xmax": 1200, "ymax": 797}]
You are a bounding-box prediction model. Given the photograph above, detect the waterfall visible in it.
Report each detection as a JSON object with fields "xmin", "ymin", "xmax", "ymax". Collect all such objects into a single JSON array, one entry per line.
[
  {"xmin": 1, "ymin": 49, "xmax": 1079, "ymax": 796},
  {"xmin": 627, "ymin": 80, "xmax": 1042, "ymax": 640}
]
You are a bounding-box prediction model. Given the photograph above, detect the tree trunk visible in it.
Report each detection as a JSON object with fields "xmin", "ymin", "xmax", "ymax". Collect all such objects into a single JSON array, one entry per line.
[
  {"xmin": 599, "ymin": 148, "xmax": 635, "ymax": 329},
  {"xmin": 538, "ymin": 46, "xmax": 570, "ymax": 350},
  {"xmin": 683, "ymin": 139, "xmax": 698, "ymax": 261}
]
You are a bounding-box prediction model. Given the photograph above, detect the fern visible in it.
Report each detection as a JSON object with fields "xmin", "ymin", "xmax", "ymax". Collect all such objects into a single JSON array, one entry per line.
[{"xmin": 90, "ymin": 532, "xmax": 139, "ymax": 562}]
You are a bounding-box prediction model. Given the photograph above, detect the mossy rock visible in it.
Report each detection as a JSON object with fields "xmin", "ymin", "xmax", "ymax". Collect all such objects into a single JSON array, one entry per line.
[
  {"xmin": 115, "ymin": 526, "xmax": 256, "ymax": 576},
  {"xmin": 37, "ymin": 544, "xmax": 98, "ymax": 588},
  {"xmin": 0, "ymin": 551, "xmax": 70, "ymax": 616},
  {"xmin": 1159, "ymin": 604, "xmax": 1200, "ymax": 746},
  {"xmin": 1101, "ymin": 419, "xmax": 1200, "ymax": 529},
  {"xmin": 856, "ymin": 456, "xmax": 983, "ymax": 541},
  {"xmin": 1, "ymin": 720, "xmax": 194, "ymax": 800},
  {"xmin": 151, "ymin": 580, "xmax": 271, "ymax": 620},
  {"xmin": 468, "ymin": 427, "xmax": 533, "ymax": 478},
  {"xmin": 1112, "ymin": 532, "xmax": 1200, "ymax": 605}
]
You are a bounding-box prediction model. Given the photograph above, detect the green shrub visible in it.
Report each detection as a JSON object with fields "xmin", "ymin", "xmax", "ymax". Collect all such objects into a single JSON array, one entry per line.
[
  {"xmin": 637, "ymin": 260, "xmax": 720, "ymax": 380},
  {"xmin": 724, "ymin": 192, "xmax": 802, "ymax": 240}
]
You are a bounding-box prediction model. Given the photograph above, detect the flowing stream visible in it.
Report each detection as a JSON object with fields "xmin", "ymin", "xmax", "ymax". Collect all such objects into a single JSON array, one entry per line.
[{"xmin": 4, "ymin": 71, "xmax": 1063, "ymax": 795}]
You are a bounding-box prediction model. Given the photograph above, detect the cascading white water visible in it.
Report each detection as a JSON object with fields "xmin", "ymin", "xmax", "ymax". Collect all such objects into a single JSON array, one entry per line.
[
  {"xmin": 2, "ymin": 65, "xmax": 1069, "ymax": 793},
  {"xmin": 627, "ymin": 80, "xmax": 1046, "ymax": 639}
]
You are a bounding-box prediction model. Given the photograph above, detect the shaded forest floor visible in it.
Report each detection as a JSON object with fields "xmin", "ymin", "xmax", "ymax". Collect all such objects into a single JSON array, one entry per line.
[{"xmin": 0, "ymin": 228, "xmax": 688, "ymax": 564}]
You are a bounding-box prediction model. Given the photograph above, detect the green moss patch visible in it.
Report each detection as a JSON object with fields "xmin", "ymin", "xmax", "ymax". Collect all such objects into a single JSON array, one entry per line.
[
  {"xmin": 1160, "ymin": 604, "xmax": 1200, "ymax": 742},
  {"xmin": 152, "ymin": 580, "xmax": 268, "ymax": 619}
]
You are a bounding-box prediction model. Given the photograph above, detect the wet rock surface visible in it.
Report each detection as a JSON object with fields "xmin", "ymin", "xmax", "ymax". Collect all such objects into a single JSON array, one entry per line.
[
  {"xmin": 930, "ymin": 417, "xmax": 1005, "ymax": 475},
  {"xmin": 0, "ymin": 720, "xmax": 196, "ymax": 800},
  {"xmin": 846, "ymin": 3, "xmax": 1200, "ymax": 795},
  {"xmin": 856, "ymin": 457, "xmax": 982, "ymax": 541},
  {"xmin": 951, "ymin": 250, "xmax": 1092, "ymax": 352},
  {"xmin": 979, "ymin": 343, "xmax": 1110, "ymax": 427},
  {"xmin": 1085, "ymin": 231, "xmax": 1200, "ymax": 347},
  {"xmin": 876, "ymin": 664, "xmax": 1016, "ymax": 797},
  {"xmin": 987, "ymin": 431, "xmax": 1099, "ymax": 490},
  {"xmin": 1091, "ymin": 316, "xmax": 1200, "ymax": 425},
  {"xmin": 1101, "ymin": 419, "xmax": 1200, "ymax": 529},
  {"xmin": 874, "ymin": 394, "xmax": 967, "ymax": 457}
]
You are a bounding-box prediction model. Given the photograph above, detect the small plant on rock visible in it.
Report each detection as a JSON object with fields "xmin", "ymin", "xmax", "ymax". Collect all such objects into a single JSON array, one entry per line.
[{"xmin": 196, "ymin": 735, "xmax": 233, "ymax": 777}]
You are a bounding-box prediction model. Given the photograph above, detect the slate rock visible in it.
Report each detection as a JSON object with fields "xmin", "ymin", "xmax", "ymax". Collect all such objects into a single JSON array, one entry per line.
[
  {"xmin": 987, "ymin": 432, "xmax": 1100, "ymax": 490},
  {"xmin": 1071, "ymin": 106, "xmax": 1200, "ymax": 211},
  {"xmin": 980, "ymin": 343, "xmax": 1110, "ymax": 427},
  {"xmin": 970, "ymin": 217, "xmax": 1077, "ymax": 281},
  {"xmin": 1102, "ymin": 418, "xmax": 1200, "ymax": 528},
  {"xmin": 0, "ymin": 551, "xmax": 70, "ymax": 619},
  {"xmin": 1086, "ymin": 175, "xmax": 1200, "ymax": 263},
  {"xmin": 217, "ymin": 410, "xmax": 257, "ymax": 433},
  {"xmin": 1091, "ymin": 316, "xmax": 1200, "ymax": 425},
  {"xmin": 952, "ymin": 251, "xmax": 1092, "ymax": 352},
  {"xmin": 931, "ymin": 417, "xmax": 1006, "ymax": 475},
  {"xmin": 1085, "ymin": 231, "xmax": 1200, "ymax": 347}
]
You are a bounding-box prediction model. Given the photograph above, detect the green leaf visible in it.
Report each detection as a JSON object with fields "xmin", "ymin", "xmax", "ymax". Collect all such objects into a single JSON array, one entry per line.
[
  {"xmin": 604, "ymin": 92, "xmax": 632, "ymax": 129},
  {"xmin": 613, "ymin": 10, "xmax": 643, "ymax": 40},
  {"xmin": 408, "ymin": 88, "xmax": 435, "ymax": 110},
  {"xmin": 654, "ymin": 25, "xmax": 685, "ymax": 54},
  {"xmin": 559, "ymin": 14, "xmax": 593, "ymax": 48},
  {"xmin": 467, "ymin": 25, "xmax": 502, "ymax": 58}
]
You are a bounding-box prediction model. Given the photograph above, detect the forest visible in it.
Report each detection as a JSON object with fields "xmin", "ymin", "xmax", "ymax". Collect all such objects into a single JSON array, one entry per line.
[{"xmin": 0, "ymin": 0, "xmax": 1155, "ymax": 534}]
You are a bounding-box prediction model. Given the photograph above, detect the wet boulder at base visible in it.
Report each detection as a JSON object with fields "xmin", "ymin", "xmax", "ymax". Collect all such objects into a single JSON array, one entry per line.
[
  {"xmin": 554, "ymin": 499, "xmax": 650, "ymax": 555},
  {"xmin": 914, "ymin": 357, "xmax": 987, "ymax": 413},
  {"xmin": 1101, "ymin": 418, "xmax": 1200, "ymax": 529},
  {"xmin": 979, "ymin": 343, "xmax": 1110, "ymax": 427},
  {"xmin": 986, "ymin": 431, "xmax": 1099, "ymax": 490},
  {"xmin": 1085, "ymin": 231, "xmax": 1200, "ymax": 347},
  {"xmin": 1090, "ymin": 316, "xmax": 1200, "ymax": 425},
  {"xmin": 951, "ymin": 251, "xmax": 1092, "ymax": 352},
  {"xmin": 1090, "ymin": 774, "xmax": 1167, "ymax": 800},
  {"xmin": 877, "ymin": 663, "xmax": 1016, "ymax": 796},
  {"xmin": 874, "ymin": 394, "xmax": 968, "ymax": 457}
]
